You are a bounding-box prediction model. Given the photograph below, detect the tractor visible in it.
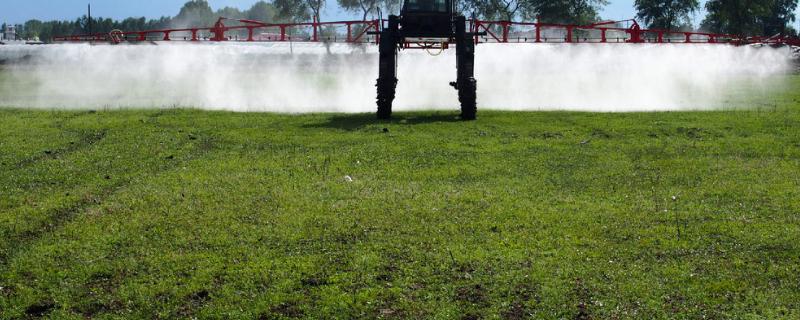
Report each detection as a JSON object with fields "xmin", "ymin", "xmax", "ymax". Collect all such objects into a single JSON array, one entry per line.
[{"xmin": 375, "ymin": 0, "xmax": 481, "ymax": 120}]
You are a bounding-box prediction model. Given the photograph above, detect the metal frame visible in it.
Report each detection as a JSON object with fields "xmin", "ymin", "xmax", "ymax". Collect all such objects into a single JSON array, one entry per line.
[
  {"xmin": 54, "ymin": 17, "xmax": 382, "ymax": 44},
  {"xmin": 472, "ymin": 18, "xmax": 800, "ymax": 46},
  {"xmin": 52, "ymin": 16, "xmax": 799, "ymax": 122},
  {"xmin": 54, "ymin": 16, "xmax": 800, "ymax": 47}
]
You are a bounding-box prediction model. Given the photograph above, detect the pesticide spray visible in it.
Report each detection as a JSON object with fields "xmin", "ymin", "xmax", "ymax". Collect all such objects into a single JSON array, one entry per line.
[{"xmin": 0, "ymin": 42, "xmax": 793, "ymax": 112}]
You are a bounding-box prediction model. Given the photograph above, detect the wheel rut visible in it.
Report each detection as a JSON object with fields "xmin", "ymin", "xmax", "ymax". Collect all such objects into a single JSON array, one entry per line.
[{"xmin": 0, "ymin": 118, "xmax": 218, "ymax": 270}]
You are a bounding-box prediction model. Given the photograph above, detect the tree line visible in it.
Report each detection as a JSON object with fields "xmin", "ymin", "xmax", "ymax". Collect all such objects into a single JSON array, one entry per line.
[{"xmin": 8, "ymin": 0, "xmax": 798, "ymax": 42}]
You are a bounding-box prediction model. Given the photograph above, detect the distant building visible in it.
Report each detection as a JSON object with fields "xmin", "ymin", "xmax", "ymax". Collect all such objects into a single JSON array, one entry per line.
[{"xmin": 4, "ymin": 25, "xmax": 17, "ymax": 41}]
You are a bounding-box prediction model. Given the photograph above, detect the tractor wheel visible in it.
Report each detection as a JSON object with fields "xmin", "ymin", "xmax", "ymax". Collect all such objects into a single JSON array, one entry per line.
[
  {"xmin": 459, "ymin": 79, "xmax": 477, "ymax": 120},
  {"xmin": 376, "ymin": 78, "xmax": 396, "ymax": 120},
  {"xmin": 377, "ymin": 99, "xmax": 392, "ymax": 120}
]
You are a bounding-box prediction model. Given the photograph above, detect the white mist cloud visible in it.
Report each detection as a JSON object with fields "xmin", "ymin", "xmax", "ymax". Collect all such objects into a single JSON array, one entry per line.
[{"xmin": 0, "ymin": 42, "xmax": 792, "ymax": 112}]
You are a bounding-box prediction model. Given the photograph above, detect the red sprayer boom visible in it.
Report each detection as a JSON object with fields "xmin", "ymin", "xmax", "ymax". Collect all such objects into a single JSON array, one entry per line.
[
  {"xmin": 53, "ymin": 15, "xmax": 800, "ymax": 120},
  {"xmin": 54, "ymin": 17, "xmax": 800, "ymax": 47},
  {"xmin": 54, "ymin": 17, "xmax": 382, "ymax": 43}
]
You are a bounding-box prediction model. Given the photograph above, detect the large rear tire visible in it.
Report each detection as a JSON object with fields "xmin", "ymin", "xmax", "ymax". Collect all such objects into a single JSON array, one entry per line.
[
  {"xmin": 376, "ymin": 16, "xmax": 399, "ymax": 120},
  {"xmin": 454, "ymin": 16, "xmax": 477, "ymax": 121},
  {"xmin": 376, "ymin": 78, "xmax": 396, "ymax": 120},
  {"xmin": 459, "ymin": 79, "xmax": 477, "ymax": 120}
]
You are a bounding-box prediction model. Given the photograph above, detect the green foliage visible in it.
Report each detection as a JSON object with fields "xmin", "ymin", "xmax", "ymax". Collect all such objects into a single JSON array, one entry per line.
[
  {"xmin": 274, "ymin": 0, "xmax": 323, "ymax": 22},
  {"xmin": 335, "ymin": 0, "xmax": 398, "ymax": 22},
  {"xmin": 462, "ymin": 0, "xmax": 607, "ymax": 24},
  {"xmin": 12, "ymin": 0, "xmax": 800, "ymax": 42},
  {"xmin": 521, "ymin": 0, "xmax": 609, "ymax": 25},
  {"xmin": 217, "ymin": 7, "xmax": 245, "ymax": 19},
  {"xmin": 635, "ymin": 0, "xmax": 699, "ymax": 30},
  {"xmin": 465, "ymin": 0, "xmax": 523, "ymax": 21},
  {"xmin": 172, "ymin": 0, "xmax": 216, "ymax": 28},
  {"xmin": 14, "ymin": 15, "xmax": 173, "ymax": 42},
  {"xmin": 0, "ymin": 76, "xmax": 799, "ymax": 318},
  {"xmin": 702, "ymin": 0, "xmax": 799, "ymax": 36},
  {"xmin": 762, "ymin": 0, "xmax": 799, "ymax": 35},
  {"xmin": 21, "ymin": 0, "xmax": 281, "ymax": 42},
  {"xmin": 307, "ymin": 0, "xmax": 327, "ymax": 22},
  {"xmin": 338, "ymin": 0, "xmax": 381, "ymax": 20},
  {"xmin": 246, "ymin": 1, "xmax": 278, "ymax": 23},
  {"xmin": 21, "ymin": 20, "xmax": 43, "ymax": 39}
]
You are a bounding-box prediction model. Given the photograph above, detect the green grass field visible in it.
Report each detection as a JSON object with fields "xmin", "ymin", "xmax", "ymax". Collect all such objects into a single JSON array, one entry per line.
[{"xmin": 2, "ymin": 78, "xmax": 800, "ymax": 319}]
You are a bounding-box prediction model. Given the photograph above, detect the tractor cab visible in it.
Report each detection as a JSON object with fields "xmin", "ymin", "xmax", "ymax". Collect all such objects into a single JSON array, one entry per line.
[{"xmin": 400, "ymin": 0, "xmax": 456, "ymax": 40}]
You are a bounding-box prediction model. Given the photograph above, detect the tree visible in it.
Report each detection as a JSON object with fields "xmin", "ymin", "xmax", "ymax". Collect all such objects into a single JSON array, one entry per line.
[
  {"xmin": 274, "ymin": 0, "xmax": 326, "ymax": 22},
  {"xmin": 520, "ymin": 0, "xmax": 608, "ymax": 25},
  {"xmin": 336, "ymin": 0, "xmax": 399, "ymax": 20},
  {"xmin": 246, "ymin": 1, "xmax": 277, "ymax": 22},
  {"xmin": 118, "ymin": 17, "xmax": 146, "ymax": 31},
  {"xmin": 274, "ymin": 0, "xmax": 312, "ymax": 21},
  {"xmin": 701, "ymin": 0, "xmax": 798, "ymax": 36},
  {"xmin": 306, "ymin": 0, "xmax": 325, "ymax": 22},
  {"xmin": 701, "ymin": 0, "xmax": 769, "ymax": 35},
  {"xmin": 467, "ymin": 0, "xmax": 522, "ymax": 21},
  {"xmin": 146, "ymin": 17, "xmax": 173, "ymax": 30},
  {"xmin": 217, "ymin": 7, "xmax": 244, "ymax": 19},
  {"xmin": 635, "ymin": 0, "xmax": 699, "ymax": 30},
  {"xmin": 761, "ymin": 0, "xmax": 798, "ymax": 35},
  {"xmin": 380, "ymin": 0, "xmax": 403, "ymax": 15},
  {"xmin": 338, "ymin": 0, "xmax": 381, "ymax": 21},
  {"xmin": 172, "ymin": 0, "xmax": 215, "ymax": 28},
  {"xmin": 23, "ymin": 20, "xmax": 44, "ymax": 39}
]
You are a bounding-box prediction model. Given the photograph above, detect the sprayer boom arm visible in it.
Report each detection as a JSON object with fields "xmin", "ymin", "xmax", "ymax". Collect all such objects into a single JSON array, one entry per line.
[
  {"xmin": 54, "ymin": 16, "xmax": 799, "ymax": 47},
  {"xmin": 52, "ymin": 15, "xmax": 799, "ymax": 122}
]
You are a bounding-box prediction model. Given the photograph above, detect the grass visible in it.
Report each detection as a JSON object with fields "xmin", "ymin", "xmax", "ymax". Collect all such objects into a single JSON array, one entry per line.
[{"xmin": 1, "ymin": 78, "xmax": 800, "ymax": 319}]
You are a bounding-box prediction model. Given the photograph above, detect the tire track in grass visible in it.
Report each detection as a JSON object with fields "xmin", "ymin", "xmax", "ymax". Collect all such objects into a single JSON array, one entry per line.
[
  {"xmin": 0, "ymin": 111, "xmax": 90, "ymax": 170},
  {"xmin": 4, "ymin": 110, "xmax": 183, "ymax": 173},
  {"xmin": 4, "ymin": 110, "xmax": 108, "ymax": 171},
  {"xmin": 0, "ymin": 121, "xmax": 218, "ymax": 270},
  {"xmin": 0, "ymin": 132, "xmax": 220, "ymax": 320},
  {"xmin": 9, "ymin": 129, "xmax": 107, "ymax": 169},
  {"xmin": 1, "ymin": 136, "xmax": 218, "ymax": 319}
]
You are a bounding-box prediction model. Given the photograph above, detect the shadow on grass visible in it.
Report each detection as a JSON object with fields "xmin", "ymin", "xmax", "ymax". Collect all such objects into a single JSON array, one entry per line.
[{"xmin": 304, "ymin": 112, "xmax": 465, "ymax": 131}]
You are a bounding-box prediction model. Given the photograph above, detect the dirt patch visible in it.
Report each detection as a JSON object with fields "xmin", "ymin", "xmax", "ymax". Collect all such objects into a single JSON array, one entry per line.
[
  {"xmin": 455, "ymin": 284, "xmax": 488, "ymax": 306},
  {"xmin": 265, "ymin": 301, "xmax": 304, "ymax": 318},
  {"xmin": 301, "ymin": 277, "xmax": 328, "ymax": 287},
  {"xmin": 175, "ymin": 289, "xmax": 212, "ymax": 318},
  {"xmin": 677, "ymin": 127, "xmax": 719, "ymax": 140},
  {"xmin": 189, "ymin": 289, "xmax": 211, "ymax": 304},
  {"xmin": 574, "ymin": 278, "xmax": 592, "ymax": 320},
  {"xmin": 25, "ymin": 301, "xmax": 57, "ymax": 318},
  {"xmin": 502, "ymin": 283, "xmax": 540, "ymax": 320},
  {"xmin": 13, "ymin": 129, "xmax": 107, "ymax": 169},
  {"xmin": 540, "ymin": 131, "xmax": 564, "ymax": 139},
  {"xmin": 590, "ymin": 129, "xmax": 612, "ymax": 139},
  {"xmin": 76, "ymin": 300, "xmax": 124, "ymax": 318},
  {"xmin": 376, "ymin": 273, "xmax": 393, "ymax": 282},
  {"xmin": 461, "ymin": 313, "xmax": 481, "ymax": 320}
]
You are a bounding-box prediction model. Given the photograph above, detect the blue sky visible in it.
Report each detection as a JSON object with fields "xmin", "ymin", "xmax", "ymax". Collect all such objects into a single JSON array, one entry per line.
[{"xmin": 1, "ymin": 0, "xmax": 798, "ymax": 29}]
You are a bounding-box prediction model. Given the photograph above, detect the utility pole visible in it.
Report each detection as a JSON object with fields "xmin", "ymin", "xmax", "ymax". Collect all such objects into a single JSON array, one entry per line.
[{"xmin": 88, "ymin": 3, "xmax": 92, "ymax": 35}]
